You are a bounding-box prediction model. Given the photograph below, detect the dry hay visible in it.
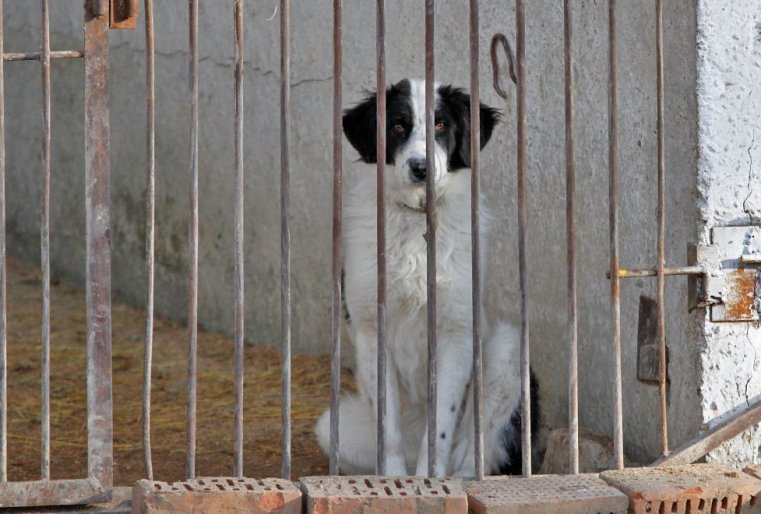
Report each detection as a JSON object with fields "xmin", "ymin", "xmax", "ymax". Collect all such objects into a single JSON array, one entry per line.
[{"xmin": 4, "ymin": 256, "xmax": 353, "ymax": 485}]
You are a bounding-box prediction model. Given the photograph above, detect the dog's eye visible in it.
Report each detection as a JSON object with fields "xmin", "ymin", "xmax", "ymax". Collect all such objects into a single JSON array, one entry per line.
[
  {"xmin": 435, "ymin": 121, "xmax": 446, "ymax": 132},
  {"xmin": 392, "ymin": 123, "xmax": 406, "ymax": 134}
]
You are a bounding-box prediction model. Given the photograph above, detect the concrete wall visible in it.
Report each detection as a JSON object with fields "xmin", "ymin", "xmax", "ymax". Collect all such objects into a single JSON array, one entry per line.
[
  {"xmin": 696, "ymin": 0, "xmax": 761, "ymax": 466},
  {"xmin": 3, "ymin": 0, "xmax": 700, "ymax": 464}
]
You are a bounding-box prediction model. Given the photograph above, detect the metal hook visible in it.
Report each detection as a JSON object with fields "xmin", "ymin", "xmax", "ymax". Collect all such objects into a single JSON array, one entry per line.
[{"xmin": 490, "ymin": 33, "xmax": 517, "ymax": 99}]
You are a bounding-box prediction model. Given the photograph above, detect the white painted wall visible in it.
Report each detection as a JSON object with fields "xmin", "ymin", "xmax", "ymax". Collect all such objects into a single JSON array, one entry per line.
[{"xmin": 696, "ymin": 0, "xmax": 761, "ymax": 466}]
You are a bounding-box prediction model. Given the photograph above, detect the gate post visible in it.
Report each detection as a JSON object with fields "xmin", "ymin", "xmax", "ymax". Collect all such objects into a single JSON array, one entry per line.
[
  {"xmin": 695, "ymin": 0, "xmax": 761, "ymax": 465},
  {"xmin": 84, "ymin": 2, "xmax": 113, "ymax": 490}
]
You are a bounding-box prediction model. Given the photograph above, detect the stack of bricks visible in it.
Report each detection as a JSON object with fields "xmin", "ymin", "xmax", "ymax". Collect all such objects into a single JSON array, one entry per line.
[{"xmin": 131, "ymin": 464, "xmax": 761, "ymax": 513}]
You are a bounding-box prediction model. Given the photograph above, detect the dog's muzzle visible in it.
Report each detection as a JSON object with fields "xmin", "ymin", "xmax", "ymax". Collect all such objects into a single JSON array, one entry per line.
[{"xmin": 408, "ymin": 158, "xmax": 427, "ymax": 184}]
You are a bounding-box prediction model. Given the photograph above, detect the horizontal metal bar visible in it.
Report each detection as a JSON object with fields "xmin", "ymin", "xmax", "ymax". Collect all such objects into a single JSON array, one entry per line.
[
  {"xmin": 608, "ymin": 266, "xmax": 703, "ymax": 279},
  {"xmin": 740, "ymin": 254, "xmax": 761, "ymax": 265},
  {"xmin": 0, "ymin": 478, "xmax": 107, "ymax": 508},
  {"xmin": 4, "ymin": 50, "xmax": 83, "ymax": 62},
  {"xmin": 652, "ymin": 396, "xmax": 761, "ymax": 467}
]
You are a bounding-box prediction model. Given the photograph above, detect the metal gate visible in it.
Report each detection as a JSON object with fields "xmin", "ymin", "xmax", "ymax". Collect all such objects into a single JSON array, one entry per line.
[
  {"xmin": 1, "ymin": 0, "xmax": 760, "ymax": 510},
  {"xmin": 0, "ymin": 0, "xmax": 138, "ymax": 508}
]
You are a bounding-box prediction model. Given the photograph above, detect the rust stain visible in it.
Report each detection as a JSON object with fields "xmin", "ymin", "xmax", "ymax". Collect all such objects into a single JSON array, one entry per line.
[{"xmin": 725, "ymin": 269, "xmax": 756, "ymax": 320}]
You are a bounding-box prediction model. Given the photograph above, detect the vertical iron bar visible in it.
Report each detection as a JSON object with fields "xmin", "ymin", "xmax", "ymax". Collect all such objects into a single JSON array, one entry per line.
[
  {"xmin": 0, "ymin": 0, "xmax": 6, "ymax": 484},
  {"xmin": 564, "ymin": 0, "xmax": 579, "ymax": 475},
  {"xmin": 142, "ymin": 0, "xmax": 155, "ymax": 481},
  {"xmin": 280, "ymin": 0, "xmax": 292, "ymax": 481},
  {"xmin": 40, "ymin": 0, "xmax": 51, "ymax": 481},
  {"xmin": 186, "ymin": 0, "xmax": 199, "ymax": 480},
  {"xmin": 516, "ymin": 0, "xmax": 531, "ymax": 477},
  {"xmin": 468, "ymin": 0, "xmax": 484, "ymax": 482},
  {"xmin": 329, "ymin": 0, "xmax": 343, "ymax": 476},
  {"xmin": 0, "ymin": 0, "xmax": 5, "ymax": 483},
  {"xmin": 655, "ymin": 0, "xmax": 668, "ymax": 456},
  {"xmin": 424, "ymin": 0, "xmax": 437, "ymax": 479},
  {"xmin": 84, "ymin": 4, "xmax": 113, "ymax": 489},
  {"xmin": 608, "ymin": 0, "xmax": 624, "ymax": 470},
  {"xmin": 375, "ymin": 0, "xmax": 387, "ymax": 477},
  {"xmin": 233, "ymin": 0, "xmax": 245, "ymax": 478}
]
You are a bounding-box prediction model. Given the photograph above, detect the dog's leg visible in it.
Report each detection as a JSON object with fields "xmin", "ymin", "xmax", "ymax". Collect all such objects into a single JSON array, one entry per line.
[
  {"xmin": 354, "ymin": 327, "xmax": 407, "ymax": 475},
  {"xmin": 414, "ymin": 335, "xmax": 471, "ymax": 477}
]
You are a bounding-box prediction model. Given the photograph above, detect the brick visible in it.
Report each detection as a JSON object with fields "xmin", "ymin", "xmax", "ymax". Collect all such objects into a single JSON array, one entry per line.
[
  {"xmin": 464, "ymin": 474, "xmax": 628, "ymax": 514},
  {"xmin": 299, "ymin": 476, "xmax": 468, "ymax": 514},
  {"xmin": 600, "ymin": 464, "xmax": 761, "ymax": 514},
  {"xmin": 132, "ymin": 477, "xmax": 302, "ymax": 514}
]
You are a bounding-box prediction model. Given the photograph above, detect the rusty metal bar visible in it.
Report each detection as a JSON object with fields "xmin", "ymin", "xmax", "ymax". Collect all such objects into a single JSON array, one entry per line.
[
  {"xmin": 564, "ymin": 0, "xmax": 579, "ymax": 476},
  {"xmin": 142, "ymin": 0, "xmax": 155, "ymax": 481},
  {"xmin": 0, "ymin": 478, "xmax": 108, "ymax": 508},
  {"xmin": 375, "ymin": 0, "xmax": 387, "ymax": 476},
  {"xmin": 490, "ymin": 35, "xmax": 517, "ymax": 97},
  {"xmin": 40, "ymin": 0, "xmax": 51, "ymax": 481},
  {"xmin": 652, "ymin": 397, "xmax": 761, "ymax": 467},
  {"xmin": 4, "ymin": 50, "xmax": 83, "ymax": 62},
  {"xmin": 186, "ymin": 0, "xmax": 199, "ymax": 480},
  {"xmin": 280, "ymin": 0, "xmax": 292, "ymax": 481},
  {"xmin": 0, "ymin": 0, "xmax": 5, "ymax": 483},
  {"xmin": 609, "ymin": 266, "xmax": 702, "ymax": 279},
  {"xmin": 329, "ymin": 0, "xmax": 342, "ymax": 476},
  {"xmin": 233, "ymin": 0, "xmax": 245, "ymax": 478},
  {"xmin": 468, "ymin": 0, "xmax": 484, "ymax": 482},
  {"xmin": 84, "ymin": 4, "xmax": 113, "ymax": 489},
  {"xmin": 516, "ymin": 0, "xmax": 531, "ymax": 477},
  {"xmin": 424, "ymin": 0, "xmax": 438, "ymax": 479},
  {"xmin": 655, "ymin": 0, "xmax": 669, "ymax": 457},
  {"xmin": 608, "ymin": 0, "xmax": 624, "ymax": 470}
]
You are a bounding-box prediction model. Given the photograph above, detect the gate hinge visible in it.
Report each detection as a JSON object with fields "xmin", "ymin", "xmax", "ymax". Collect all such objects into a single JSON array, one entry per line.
[
  {"xmin": 87, "ymin": 0, "xmax": 138, "ymax": 29},
  {"xmin": 110, "ymin": 0, "xmax": 138, "ymax": 29},
  {"xmin": 694, "ymin": 225, "xmax": 761, "ymax": 322}
]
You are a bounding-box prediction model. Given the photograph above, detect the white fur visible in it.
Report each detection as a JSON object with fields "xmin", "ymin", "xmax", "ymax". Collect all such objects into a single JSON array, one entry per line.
[{"xmin": 315, "ymin": 79, "xmax": 521, "ymax": 477}]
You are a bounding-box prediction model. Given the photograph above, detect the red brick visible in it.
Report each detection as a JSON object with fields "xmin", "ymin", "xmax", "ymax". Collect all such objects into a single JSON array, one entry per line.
[
  {"xmin": 464, "ymin": 474, "xmax": 628, "ymax": 514},
  {"xmin": 300, "ymin": 476, "xmax": 468, "ymax": 514},
  {"xmin": 600, "ymin": 464, "xmax": 761, "ymax": 514},
  {"xmin": 132, "ymin": 477, "xmax": 302, "ymax": 514}
]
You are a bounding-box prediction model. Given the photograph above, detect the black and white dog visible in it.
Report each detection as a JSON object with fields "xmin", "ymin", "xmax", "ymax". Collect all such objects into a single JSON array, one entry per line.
[{"xmin": 315, "ymin": 79, "xmax": 538, "ymax": 477}]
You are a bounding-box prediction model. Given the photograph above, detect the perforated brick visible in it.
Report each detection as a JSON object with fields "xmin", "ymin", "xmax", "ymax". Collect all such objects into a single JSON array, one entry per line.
[
  {"xmin": 464, "ymin": 474, "xmax": 628, "ymax": 514},
  {"xmin": 601, "ymin": 464, "xmax": 761, "ymax": 514},
  {"xmin": 132, "ymin": 477, "xmax": 301, "ymax": 514},
  {"xmin": 300, "ymin": 476, "xmax": 468, "ymax": 514}
]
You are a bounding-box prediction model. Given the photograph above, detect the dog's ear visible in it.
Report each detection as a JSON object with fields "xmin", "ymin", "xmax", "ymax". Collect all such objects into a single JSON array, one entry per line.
[
  {"xmin": 439, "ymin": 86, "xmax": 501, "ymax": 170},
  {"xmin": 343, "ymin": 93, "xmax": 379, "ymax": 163}
]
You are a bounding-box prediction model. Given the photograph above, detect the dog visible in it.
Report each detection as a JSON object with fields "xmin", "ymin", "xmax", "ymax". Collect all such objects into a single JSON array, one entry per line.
[{"xmin": 315, "ymin": 79, "xmax": 539, "ymax": 477}]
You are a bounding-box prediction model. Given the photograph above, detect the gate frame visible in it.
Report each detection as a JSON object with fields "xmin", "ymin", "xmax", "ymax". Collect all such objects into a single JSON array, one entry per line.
[{"xmin": 0, "ymin": 2, "xmax": 113, "ymax": 508}]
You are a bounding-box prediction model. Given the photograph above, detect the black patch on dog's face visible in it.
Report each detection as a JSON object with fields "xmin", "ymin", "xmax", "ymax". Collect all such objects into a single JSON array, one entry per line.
[
  {"xmin": 436, "ymin": 86, "xmax": 500, "ymax": 171},
  {"xmin": 342, "ymin": 79, "xmax": 412, "ymax": 164},
  {"xmin": 343, "ymin": 80, "xmax": 499, "ymax": 170}
]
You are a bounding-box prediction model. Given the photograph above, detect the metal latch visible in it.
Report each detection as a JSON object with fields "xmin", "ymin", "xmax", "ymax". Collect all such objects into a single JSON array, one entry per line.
[{"xmin": 694, "ymin": 225, "xmax": 761, "ymax": 322}]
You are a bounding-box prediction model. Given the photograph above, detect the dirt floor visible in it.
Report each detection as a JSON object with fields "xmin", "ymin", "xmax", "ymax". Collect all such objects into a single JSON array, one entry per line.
[{"xmin": 4, "ymin": 256, "xmax": 353, "ymax": 485}]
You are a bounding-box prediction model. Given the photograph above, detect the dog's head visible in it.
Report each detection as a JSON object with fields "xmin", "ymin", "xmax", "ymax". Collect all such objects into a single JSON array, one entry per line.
[{"xmin": 343, "ymin": 79, "xmax": 499, "ymax": 208}]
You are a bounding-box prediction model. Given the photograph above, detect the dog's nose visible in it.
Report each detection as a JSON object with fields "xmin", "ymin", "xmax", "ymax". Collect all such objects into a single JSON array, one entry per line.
[{"xmin": 408, "ymin": 158, "xmax": 427, "ymax": 183}]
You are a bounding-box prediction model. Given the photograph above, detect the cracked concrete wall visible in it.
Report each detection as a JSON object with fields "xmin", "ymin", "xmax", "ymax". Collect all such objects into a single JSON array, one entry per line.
[
  {"xmin": 697, "ymin": 0, "xmax": 761, "ymax": 466},
  {"xmin": 3, "ymin": 1, "xmax": 700, "ymax": 464}
]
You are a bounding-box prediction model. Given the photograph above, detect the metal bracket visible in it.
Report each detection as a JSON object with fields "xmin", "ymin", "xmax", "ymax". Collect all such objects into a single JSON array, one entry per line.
[
  {"xmin": 109, "ymin": 0, "xmax": 138, "ymax": 30},
  {"xmin": 87, "ymin": 0, "xmax": 109, "ymax": 18},
  {"xmin": 695, "ymin": 225, "xmax": 761, "ymax": 322},
  {"xmin": 637, "ymin": 295, "xmax": 669, "ymax": 384}
]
